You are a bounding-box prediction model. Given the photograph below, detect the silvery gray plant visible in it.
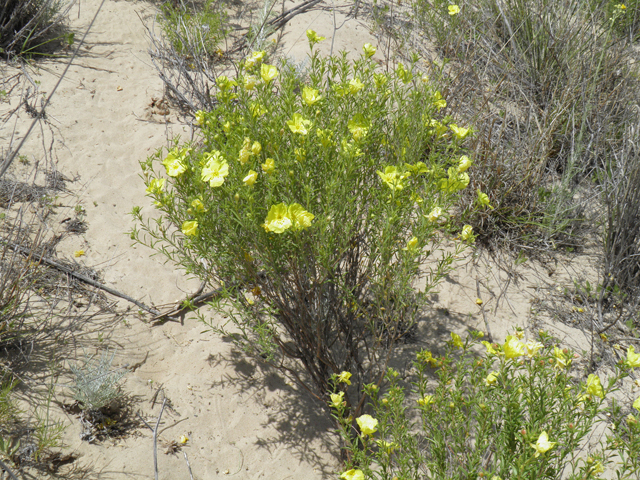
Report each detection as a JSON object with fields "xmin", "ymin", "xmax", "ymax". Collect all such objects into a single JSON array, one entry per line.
[{"xmin": 69, "ymin": 349, "xmax": 127, "ymax": 412}]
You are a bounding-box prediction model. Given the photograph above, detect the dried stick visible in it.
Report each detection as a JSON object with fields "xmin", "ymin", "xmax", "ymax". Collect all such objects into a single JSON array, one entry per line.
[
  {"xmin": 154, "ymin": 398, "xmax": 168, "ymax": 480},
  {"xmin": 2, "ymin": 238, "xmax": 163, "ymax": 316},
  {"xmin": 184, "ymin": 451, "xmax": 194, "ymax": 480},
  {"xmin": 0, "ymin": 459, "xmax": 19, "ymax": 480}
]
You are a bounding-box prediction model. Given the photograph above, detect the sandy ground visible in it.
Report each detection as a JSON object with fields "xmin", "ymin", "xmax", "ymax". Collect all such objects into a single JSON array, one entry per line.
[{"xmin": 1, "ymin": 0, "xmax": 628, "ymax": 478}]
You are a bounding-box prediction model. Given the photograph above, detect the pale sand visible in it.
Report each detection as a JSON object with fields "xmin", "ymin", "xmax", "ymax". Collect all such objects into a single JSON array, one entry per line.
[{"xmin": 0, "ymin": 0, "xmax": 604, "ymax": 477}]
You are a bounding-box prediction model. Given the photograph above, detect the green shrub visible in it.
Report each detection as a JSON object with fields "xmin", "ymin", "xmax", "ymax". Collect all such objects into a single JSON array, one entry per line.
[
  {"xmin": 132, "ymin": 37, "xmax": 477, "ymax": 415},
  {"xmin": 158, "ymin": 0, "xmax": 227, "ymax": 60},
  {"xmin": 408, "ymin": 0, "xmax": 636, "ymax": 249},
  {"xmin": 0, "ymin": 0, "xmax": 71, "ymax": 58},
  {"xmin": 332, "ymin": 330, "xmax": 640, "ymax": 480}
]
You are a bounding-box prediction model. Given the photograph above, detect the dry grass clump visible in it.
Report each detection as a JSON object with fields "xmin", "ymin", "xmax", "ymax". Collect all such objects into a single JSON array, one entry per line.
[{"xmin": 0, "ymin": 0, "xmax": 73, "ymax": 59}]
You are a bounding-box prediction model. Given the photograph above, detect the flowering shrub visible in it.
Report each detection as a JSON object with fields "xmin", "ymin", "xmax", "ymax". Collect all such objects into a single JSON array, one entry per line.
[
  {"xmin": 332, "ymin": 330, "xmax": 640, "ymax": 479},
  {"xmin": 131, "ymin": 35, "xmax": 475, "ymax": 414}
]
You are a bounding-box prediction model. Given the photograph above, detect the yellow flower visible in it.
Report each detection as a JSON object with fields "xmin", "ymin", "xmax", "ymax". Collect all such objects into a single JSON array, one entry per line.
[
  {"xmin": 316, "ymin": 129, "xmax": 334, "ymax": 148},
  {"xmin": 633, "ymin": 396, "xmax": 640, "ymax": 411},
  {"xmin": 404, "ymin": 236, "xmax": 419, "ymax": 253},
  {"xmin": 261, "ymin": 158, "xmax": 275, "ymax": 174},
  {"xmin": 330, "ymin": 391, "xmax": 344, "ymax": 409},
  {"xmin": 530, "ymin": 431, "xmax": 556, "ymax": 457},
  {"xmin": 377, "ymin": 166, "xmax": 405, "ymax": 191},
  {"xmin": 356, "ymin": 414, "xmax": 378, "ymax": 436},
  {"xmin": 426, "ymin": 207, "xmax": 443, "ymax": 223},
  {"xmin": 74, "ymin": 250, "xmax": 85, "ymax": 258},
  {"xmin": 482, "ymin": 341, "xmax": 500, "ymax": 355},
  {"xmin": 260, "ymin": 64, "xmax": 279, "ymax": 83},
  {"xmin": 195, "ymin": 110, "xmax": 205, "ymax": 126},
  {"xmin": 627, "ymin": 346, "xmax": 640, "ymax": 367},
  {"xmin": 222, "ymin": 121, "xmax": 231, "ymax": 133},
  {"xmin": 586, "ymin": 374, "xmax": 605, "ymax": 399},
  {"xmin": 448, "ymin": 4, "xmax": 461, "ymax": 15},
  {"xmin": 251, "ymin": 141, "xmax": 262, "ymax": 156},
  {"xmin": 340, "ymin": 469, "xmax": 364, "ymax": 480},
  {"xmin": 349, "ymin": 78, "xmax": 365, "ymax": 94},
  {"xmin": 457, "ymin": 155, "xmax": 472, "ymax": 172},
  {"xmin": 190, "ymin": 198, "xmax": 206, "ymax": 213},
  {"xmin": 476, "ymin": 298, "xmax": 484, "ymax": 306},
  {"xmin": 288, "ymin": 203, "xmax": 314, "ymax": 230},
  {"xmin": 238, "ymin": 137, "xmax": 252, "ymax": 164},
  {"xmin": 485, "ymin": 372, "xmax": 498, "ymax": 386},
  {"xmin": 503, "ymin": 335, "xmax": 525, "ymax": 359},
  {"xmin": 374, "ymin": 73, "xmax": 388, "ymax": 88},
  {"xmin": 450, "ymin": 124, "xmax": 470, "ymax": 139},
  {"xmin": 363, "ymin": 43, "xmax": 377, "ymax": 58},
  {"xmin": 245, "ymin": 50, "xmax": 265, "ymax": 70},
  {"xmin": 348, "ymin": 114, "xmax": 370, "ymax": 141},
  {"xmin": 243, "ymin": 170, "xmax": 258, "ymax": 186},
  {"xmin": 216, "ymin": 75, "xmax": 237, "ymax": 91},
  {"xmin": 263, "ymin": 203, "xmax": 292, "ymax": 233},
  {"xmin": 432, "ymin": 91, "xmax": 447, "ymax": 110},
  {"xmin": 146, "ymin": 178, "xmax": 165, "ymax": 194},
  {"xmin": 243, "ymin": 75, "xmax": 257, "ymax": 90},
  {"xmin": 553, "ymin": 346, "xmax": 572, "ymax": 370},
  {"xmin": 250, "ymin": 103, "xmax": 267, "ymax": 117},
  {"xmin": 179, "ymin": 435, "xmax": 189, "ymax": 444},
  {"xmin": 418, "ymin": 395, "xmax": 434, "ymax": 406},
  {"xmin": 451, "ymin": 332, "xmax": 464, "ymax": 349},
  {"xmin": 181, "ymin": 220, "xmax": 199, "ymax": 237},
  {"xmin": 302, "ymin": 86, "xmax": 323, "ymax": 106},
  {"xmin": 427, "ymin": 119, "xmax": 448, "ymax": 137},
  {"xmin": 306, "ymin": 29, "xmax": 326, "ymax": 47},
  {"xmin": 201, "ymin": 151, "xmax": 229, "ymax": 187},
  {"xmin": 477, "ymin": 189, "xmax": 494, "ymax": 209},
  {"xmin": 376, "ymin": 440, "xmax": 397, "ymax": 453},
  {"xmin": 337, "ymin": 371, "xmax": 352, "ymax": 385},
  {"xmin": 163, "ymin": 147, "xmax": 190, "ymax": 177},
  {"xmin": 287, "ymin": 113, "xmax": 312, "ymax": 135},
  {"xmin": 396, "ymin": 63, "xmax": 412, "ymax": 83},
  {"xmin": 460, "ymin": 225, "xmax": 474, "ymax": 242},
  {"xmin": 524, "ymin": 340, "xmax": 544, "ymax": 358}
]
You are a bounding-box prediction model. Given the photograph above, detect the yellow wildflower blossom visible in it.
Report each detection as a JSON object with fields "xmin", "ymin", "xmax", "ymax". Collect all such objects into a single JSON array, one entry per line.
[
  {"xmin": 330, "ymin": 391, "xmax": 344, "ymax": 409},
  {"xmin": 457, "ymin": 155, "xmax": 472, "ymax": 172},
  {"xmin": 163, "ymin": 147, "xmax": 190, "ymax": 177},
  {"xmin": 531, "ymin": 431, "xmax": 556, "ymax": 457},
  {"xmin": 460, "ymin": 225, "xmax": 474, "ymax": 242},
  {"xmin": 146, "ymin": 178, "xmax": 165, "ymax": 194},
  {"xmin": 524, "ymin": 340, "xmax": 544, "ymax": 358},
  {"xmin": 363, "ymin": 43, "xmax": 377, "ymax": 58},
  {"xmin": 403, "ymin": 236, "xmax": 419, "ymax": 253},
  {"xmin": 482, "ymin": 341, "xmax": 500, "ymax": 355},
  {"xmin": 554, "ymin": 346, "xmax": 572, "ymax": 370},
  {"xmin": 190, "ymin": 198, "xmax": 206, "ymax": 213},
  {"xmin": 418, "ymin": 395, "xmax": 434, "ymax": 406},
  {"xmin": 288, "ymin": 203, "xmax": 314, "ymax": 230},
  {"xmin": 586, "ymin": 374, "xmax": 605, "ymax": 399},
  {"xmin": 377, "ymin": 166, "xmax": 405, "ymax": 191},
  {"xmin": 503, "ymin": 335, "xmax": 525, "ymax": 359},
  {"xmin": 451, "ymin": 332, "xmax": 464, "ymax": 349},
  {"xmin": 243, "ymin": 75, "xmax": 257, "ymax": 90},
  {"xmin": 348, "ymin": 114, "xmax": 370, "ymax": 141},
  {"xmin": 426, "ymin": 207, "xmax": 443, "ymax": 223},
  {"xmin": 477, "ymin": 189, "xmax": 494, "ymax": 209},
  {"xmin": 251, "ymin": 141, "xmax": 262, "ymax": 156},
  {"xmin": 340, "ymin": 469, "xmax": 364, "ymax": 480},
  {"xmin": 356, "ymin": 414, "xmax": 378, "ymax": 436},
  {"xmin": 238, "ymin": 137, "xmax": 252, "ymax": 164},
  {"xmin": 261, "ymin": 158, "xmax": 275, "ymax": 174},
  {"xmin": 349, "ymin": 78, "xmax": 365, "ymax": 94},
  {"xmin": 243, "ymin": 170, "xmax": 258, "ymax": 186},
  {"xmin": 302, "ymin": 86, "xmax": 323, "ymax": 106},
  {"xmin": 74, "ymin": 250, "xmax": 85, "ymax": 258},
  {"xmin": 337, "ymin": 371, "xmax": 352, "ymax": 385},
  {"xmin": 306, "ymin": 29, "xmax": 326, "ymax": 46},
  {"xmin": 627, "ymin": 345, "xmax": 640, "ymax": 367},
  {"xmin": 448, "ymin": 5, "xmax": 461, "ymax": 15},
  {"xmin": 260, "ymin": 64, "xmax": 278, "ymax": 83},
  {"xmin": 195, "ymin": 110, "xmax": 205, "ymax": 126},
  {"xmin": 201, "ymin": 151, "xmax": 229, "ymax": 187},
  {"xmin": 485, "ymin": 372, "xmax": 498, "ymax": 386},
  {"xmin": 244, "ymin": 50, "xmax": 265, "ymax": 70},
  {"xmin": 263, "ymin": 203, "xmax": 292, "ymax": 233},
  {"xmin": 287, "ymin": 113, "xmax": 312, "ymax": 135},
  {"xmin": 181, "ymin": 220, "xmax": 198, "ymax": 237},
  {"xmin": 633, "ymin": 396, "xmax": 640, "ymax": 411},
  {"xmin": 432, "ymin": 91, "xmax": 447, "ymax": 110},
  {"xmin": 450, "ymin": 124, "xmax": 470, "ymax": 139}
]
